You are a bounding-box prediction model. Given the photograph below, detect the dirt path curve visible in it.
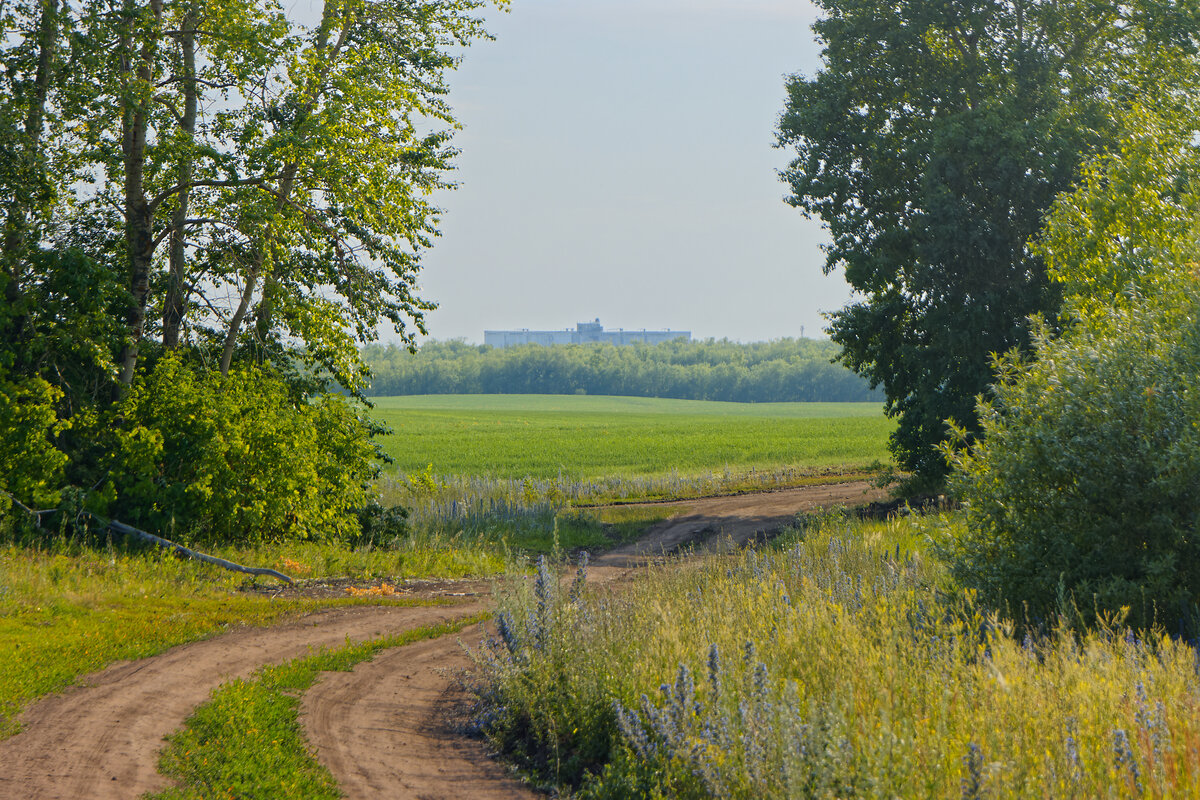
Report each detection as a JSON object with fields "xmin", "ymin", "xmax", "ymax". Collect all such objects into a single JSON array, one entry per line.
[
  {"xmin": 596, "ymin": 479, "xmax": 886, "ymax": 567},
  {"xmin": 299, "ymin": 480, "xmax": 886, "ymax": 799},
  {"xmin": 0, "ymin": 601, "xmax": 485, "ymax": 800},
  {"xmin": 300, "ymin": 627, "xmax": 538, "ymax": 800}
]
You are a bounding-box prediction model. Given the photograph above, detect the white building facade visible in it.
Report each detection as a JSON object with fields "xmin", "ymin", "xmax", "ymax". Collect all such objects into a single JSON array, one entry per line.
[{"xmin": 484, "ymin": 319, "xmax": 690, "ymax": 348}]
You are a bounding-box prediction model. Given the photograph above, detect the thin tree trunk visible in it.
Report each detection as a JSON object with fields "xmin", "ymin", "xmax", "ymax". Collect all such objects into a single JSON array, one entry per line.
[
  {"xmin": 116, "ymin": 0, "xmax": 165, "ymax": 392},
  {"xmin": 219, "ymin": 1, "xmax": 350, "ymax": 374},
  {"xmin": 162, "ymin": 7, "xmax": 198, "ymax": 349},
  {"xmin": 2, "ymin": 0, "xmax": 60, "ymax": 331},
  {"xmin": 218, "ymin": 263, "xmax": 259, "ymax": 374},
  {"xmin": 219, "ymin": 163, "xmax": 298, "ymax": 374}
]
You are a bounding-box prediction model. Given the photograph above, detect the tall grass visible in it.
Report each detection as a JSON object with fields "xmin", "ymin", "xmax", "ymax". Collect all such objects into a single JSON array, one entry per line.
[{"xmin": 476, "ymin": 514, "xmax": 1200, "ymax": 798}]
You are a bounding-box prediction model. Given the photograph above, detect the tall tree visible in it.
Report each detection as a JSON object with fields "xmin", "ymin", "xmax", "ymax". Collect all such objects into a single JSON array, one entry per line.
[
  {"xmin": 0, "ymin": 0, "xmax": 63, "ymax": 355},
  {"xmin": 212, "ymin": 0, "xmax": 497, "ymax": 392},
  {"xmin": 777, "ymin": 0, "xmax": 1198, "ymax": 485}
]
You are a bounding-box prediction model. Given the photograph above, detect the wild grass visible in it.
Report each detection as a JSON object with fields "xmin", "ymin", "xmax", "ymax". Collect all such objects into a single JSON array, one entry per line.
[
  {"xmin": 370, "ymin": 395, "xmax": 892, "ymax": 481},
  {"xmin": 477, "ymin": 513, "xmax": 1200, "ymax": 798},
  {"xmin": 149, "ymin": 612, "xmax": 489, "ymax": 800},
  {"xmin": 380, "ymin": 465, "xmax": 872, "ymax": 518}
]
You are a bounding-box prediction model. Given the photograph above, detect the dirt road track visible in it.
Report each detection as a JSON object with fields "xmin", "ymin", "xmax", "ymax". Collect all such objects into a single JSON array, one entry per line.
[
  {"xmin": 300, "ymin": 628, "xmax": 539, "ymax": 800},
  {"xmin": 0, "ymin": 481, "xmax": 885, "ymax": 800},
  {"xmin": 597, "ymin": 479, "xmax": 885, "ymax": 566},
  {"xmin": 0, "ymin": 602, "xmax": 485, "ymax": 800},
  {"xmin": 298, "ymin": 481, "xmax": 887, "ymax": 799}
]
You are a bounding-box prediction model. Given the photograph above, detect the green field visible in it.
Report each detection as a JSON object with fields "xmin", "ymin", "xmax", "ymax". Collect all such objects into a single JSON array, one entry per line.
[{"xmin": 371, "ymin": 395, "xmax": 893, "ymax": 479}]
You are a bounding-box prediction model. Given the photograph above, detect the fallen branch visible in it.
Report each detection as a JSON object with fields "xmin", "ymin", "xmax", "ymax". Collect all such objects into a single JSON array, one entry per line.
[
  {"xmin": 100, "ymin": 517, "xmax": 294, "ymax": 584},
  {"xmin": 2, "ymin": 490, "xmax": 293, "ymax": 585}
]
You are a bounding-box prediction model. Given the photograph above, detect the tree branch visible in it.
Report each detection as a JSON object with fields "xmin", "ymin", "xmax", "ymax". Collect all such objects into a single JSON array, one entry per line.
[{"xmin": 148, "ymin": 177, "xmax": 271, "ymax": 215}]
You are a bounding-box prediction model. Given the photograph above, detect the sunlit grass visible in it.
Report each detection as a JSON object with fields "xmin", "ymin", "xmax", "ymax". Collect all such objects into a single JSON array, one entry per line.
[
  {"xmin": 371, "ymin": 395, "xmax": 893, "ymax": 480},
  {"xmin": 478, "ymin": 513, "xmax": 1200, "ymax": 798}
]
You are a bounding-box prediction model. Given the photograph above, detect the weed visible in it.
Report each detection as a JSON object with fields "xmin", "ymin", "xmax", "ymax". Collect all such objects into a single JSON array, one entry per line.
[{"xmin": 476, "ymin": 512, "xmax": 1200, "ymax": 798}]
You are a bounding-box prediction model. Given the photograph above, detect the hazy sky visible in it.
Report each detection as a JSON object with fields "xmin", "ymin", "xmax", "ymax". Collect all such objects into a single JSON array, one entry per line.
[{"xmin": 402, "ymin": 0, "xmax": 849, "ymax": 344}]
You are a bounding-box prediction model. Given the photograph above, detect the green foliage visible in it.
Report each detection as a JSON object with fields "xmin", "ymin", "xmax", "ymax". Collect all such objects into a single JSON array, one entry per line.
[
  {"xmin": 363, "ymin": 338, "xmax": 881, "ymax": 403},
  {"xmin": 944, "ymin": 291, "xmax": 1200, "ymax": 635},
  {"xmin": 369, "ymin": 395, "xmax": 893, "ymax": 481},
  {"xmin": 0, "ymin": 370, "xmax": 68, "ymax": 510},
  {"xmin": 1035, "ymin": 104, "xmax": 1200, "ymax": 321},
  {"xmin": 0, "ymin": 0, "xmax": 504, "ymax": 546},
  {"xmin": 777, "ymin": 0, "xmax": 1199, "ymax": 485},
  {"xmin": 102, "ymin": 353, "xmax": 383, "ymax": 544},
  {"xmin": 353, "ymin": 500, "xmax": 410, "ymax": 547}
]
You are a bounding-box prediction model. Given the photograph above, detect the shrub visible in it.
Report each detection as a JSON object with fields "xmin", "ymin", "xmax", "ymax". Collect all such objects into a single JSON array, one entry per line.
[
  {"xmin": 0, "ymin": 370, "xmax": 69, "ymax": 511},
  {"xmin": 98, "ymin": 353, "xmax": 384, "ymax": 545},
  {"xmin": 945, "ymin": 291, "xmax": 1200, "ymax": 635}
]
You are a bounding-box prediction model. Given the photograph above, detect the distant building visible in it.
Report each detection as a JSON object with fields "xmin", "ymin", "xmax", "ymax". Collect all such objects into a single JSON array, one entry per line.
[{"xmin": 484, "ymin": 319, "xmax": 690, "ymax": 348}]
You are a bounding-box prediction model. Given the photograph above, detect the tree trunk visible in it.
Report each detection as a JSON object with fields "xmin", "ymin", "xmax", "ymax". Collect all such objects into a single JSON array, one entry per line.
[
  {"xmin": 2, "ymin": 0, "xmax": 60, "ymax": 339},
  {"xmin": 219, "ymin": 164, "xmax": 298, "ymax": 374},
  {"xmin": 162, "ymin": 7, "xmax": 198, "ymax": 349},
  {"xmin": 116, "ymin": 0, "xmax": 165, "ymax": 392}
]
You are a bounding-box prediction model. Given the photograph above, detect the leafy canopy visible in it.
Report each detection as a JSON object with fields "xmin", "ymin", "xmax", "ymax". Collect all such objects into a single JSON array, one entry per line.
[
  {"xmin": 944, "ymin": 95, "xmax": 1200, "ymax": 635},
  {"xmin": 777, "ymin": 0, "xmax": 1197, "ymax": 485}
]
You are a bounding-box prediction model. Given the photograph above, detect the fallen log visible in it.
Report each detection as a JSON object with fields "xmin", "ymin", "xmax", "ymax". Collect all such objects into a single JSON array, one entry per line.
[
  {"xmin": 2, "ymin": 488, "xmax": 295, "ymax": 584},
  {"xmin": 101, "ymin": 517, "xmax": 294, "ymax": 584}
]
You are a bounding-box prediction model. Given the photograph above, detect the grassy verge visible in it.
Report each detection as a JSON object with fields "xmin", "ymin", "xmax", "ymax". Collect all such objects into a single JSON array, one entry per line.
[
  {"xmin": 477, "ymin": 513, "xmax": 1200, "ymax": 798},
  {"xmin": 0, "ymin": 537, "xmax": 488, "ymax": 740},
  {"xmin": 147, "ymin": 612, "xmax": 489, "ymax": 799}
]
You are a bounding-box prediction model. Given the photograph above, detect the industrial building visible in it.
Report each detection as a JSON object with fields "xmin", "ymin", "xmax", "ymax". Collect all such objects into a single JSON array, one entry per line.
[{"xmin": 484, "ymin": 319, "xmax": 691, "ymax": 348}]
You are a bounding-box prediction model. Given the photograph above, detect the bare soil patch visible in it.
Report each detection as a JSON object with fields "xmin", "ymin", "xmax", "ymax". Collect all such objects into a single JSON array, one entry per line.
[
  {"xmin": 240, "ymin": 576, "xmax": 494, "ymax": 601},
  {"xmin": 300, "ymin": 626, "xmax": 539, "ymax": 800}
]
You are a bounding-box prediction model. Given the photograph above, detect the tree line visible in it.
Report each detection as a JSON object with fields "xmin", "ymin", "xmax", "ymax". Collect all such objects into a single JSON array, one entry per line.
[
  {"xmin": 362, "ymin": 338, "xmax": 883, "ymax": 403},
  {"xmin": 0, "ymin": 0, "xmax": 503, "ymax": 543}
]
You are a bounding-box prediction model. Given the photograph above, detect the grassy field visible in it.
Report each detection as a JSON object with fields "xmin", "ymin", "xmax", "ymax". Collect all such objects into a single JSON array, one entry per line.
[{"xmin": 371, "ymin": 395, "xmax": 893, "ymax": 480}]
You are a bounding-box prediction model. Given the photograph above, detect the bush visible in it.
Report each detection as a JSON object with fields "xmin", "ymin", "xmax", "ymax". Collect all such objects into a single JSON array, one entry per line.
[
  {"xmin": 0, "ymin": 370, "xmax": 69, "ymax": 511},
  {"xmin": 98, "ymin": 353, "xmax": 384, "ymax": 545},
  {"xmin": 945, "ymin": 291, "xmax": 1200, "ymax": 635}
]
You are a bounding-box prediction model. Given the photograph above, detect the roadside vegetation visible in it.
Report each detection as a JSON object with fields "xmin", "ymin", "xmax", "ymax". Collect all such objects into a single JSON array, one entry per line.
[
  {"xmin": 362, "ymin": 338, "xmax": 881, "ymax": 402},
  {"xmin": 478, "ymin": 513, "xmax": 1200, "ymax": 798}
]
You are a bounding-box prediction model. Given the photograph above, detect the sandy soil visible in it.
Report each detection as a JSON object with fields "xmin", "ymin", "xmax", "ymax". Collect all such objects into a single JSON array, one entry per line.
[
  {"xmin": 595, "ymin": 479, "xmax": 885, "ymax": 567},
  {"xmin": 0, "ymin": 481, "xmax": 885, "ymax": 800}
]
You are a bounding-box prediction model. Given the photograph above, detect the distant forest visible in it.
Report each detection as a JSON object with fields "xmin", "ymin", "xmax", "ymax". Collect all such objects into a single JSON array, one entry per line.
[{"xmin": 362, "ymin": 339, "xmax": 883, "ymax": 403}]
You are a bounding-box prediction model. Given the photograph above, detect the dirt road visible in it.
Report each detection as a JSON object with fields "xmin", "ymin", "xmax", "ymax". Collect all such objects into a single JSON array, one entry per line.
[
  {"xmin": 0, "ymin": 603, "xmax": 486, "ymax": 800},
  {"xmin": 0, "ymin": 481, "xmax": 884, "ymax": 800},
  {"xmin": 597, "ymin": 479, "xmax": 884, "ymax": 566}
]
